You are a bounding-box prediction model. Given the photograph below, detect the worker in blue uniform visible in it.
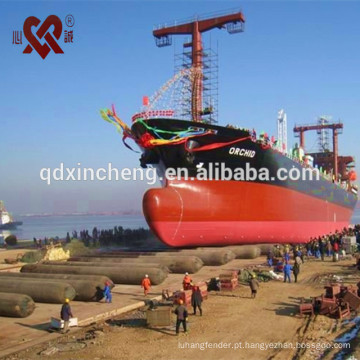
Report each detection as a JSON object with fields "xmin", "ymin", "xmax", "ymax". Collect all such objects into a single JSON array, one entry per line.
[
  {"xmin": 283, "ymin": 261, "xmax": 293, "ymax": 283},
  {"xmin": 103, "ymin": 281, "xmax": 112, "ymax": 303}
]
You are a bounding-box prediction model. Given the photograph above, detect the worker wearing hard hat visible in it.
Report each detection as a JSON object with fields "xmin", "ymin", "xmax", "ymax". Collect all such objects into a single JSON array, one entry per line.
[
  {"xmin": 60, "ymin": 298, "xmax": 73, "ymax": 334},
  {"xmin": 183, "ymin": 272, "xmax": 192, "ymax": 290},
  {"xmin": 103, "ymin": 281, "xmax": 112, "ymax": 303},
  {"xmin": 141, "ymin": 274, "xmax": 151, "ymax": 296},
  {"xmin": 175, "ymin": 299, "xmax": 188, "ymax": 334}
]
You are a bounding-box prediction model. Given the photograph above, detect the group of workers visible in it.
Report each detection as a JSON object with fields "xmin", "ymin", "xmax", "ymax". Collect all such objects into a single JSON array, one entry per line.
[
  {"xmin": 58, "ymin": 226, "xmax": 360, "ymax": 336},
  {"xmin": 102, "ymin": 274, "xmax": 152, "ymax": 299},
  {"xmin": 283, "ymin": 225, "xmax": 360, "ymax": 282},
  {"xmin": 268, "ymin": 224, "xmax": 360, "ymax": 284},
  {"xmin": 307, "ymin": 225, "xmax": 360, "ymax": 260},
  {"xmin": 182, "ymin": 273, "xmax": 203, "ymax": 313},
  {"xmin": 266, "ymin": 245, "xmax": 304, "ymax": 283},
  {"xmin": 59, "ymin": 275, "xmax": 152, "ymax": 334},
  {"xmin": 99, "ymin": 272, "xmax": 202, "ymax": 335},
  {"xmin": 282, "ymin": 248, "xmax": 302, "ymax": 283},
  {"xmin": 174, "ymin": 272, "xmax": 204, "ymax": 334}
]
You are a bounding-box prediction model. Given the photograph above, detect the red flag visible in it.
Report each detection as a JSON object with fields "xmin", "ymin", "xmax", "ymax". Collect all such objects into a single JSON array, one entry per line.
[{"xmin": 143, "ymin": 96, "xmax": 149, "ymax": 106}]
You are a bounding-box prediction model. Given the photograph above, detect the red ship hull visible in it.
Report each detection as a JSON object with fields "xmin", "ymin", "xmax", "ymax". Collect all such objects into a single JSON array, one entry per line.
[{"xmin": 143, "ymin": 179, "xmax": 353, "ymax": 247}]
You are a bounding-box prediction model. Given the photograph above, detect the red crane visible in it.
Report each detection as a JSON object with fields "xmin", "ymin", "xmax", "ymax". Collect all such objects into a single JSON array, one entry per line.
[
  {"xmin": 153, "ymin": 11, "xmax": 245, "ymax": 122},
  {"xmin": 293, "ymin": 122, "xmax": 343, "ymax": 181}
]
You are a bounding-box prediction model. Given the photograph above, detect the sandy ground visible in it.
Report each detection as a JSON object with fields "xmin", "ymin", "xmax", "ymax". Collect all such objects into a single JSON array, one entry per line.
[{"xmin": 1, "ymin": 252, "xmax": 359, "ymax": 360}]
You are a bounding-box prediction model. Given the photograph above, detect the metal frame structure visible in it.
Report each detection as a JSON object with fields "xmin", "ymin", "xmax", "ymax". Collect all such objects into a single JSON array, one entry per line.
[
  {"xmin": 174, "ymin": 45, "xmax": 219, "ymax": 123},
  {"xmin": 317, "ymin": 116, "xmax": 331, "ymax": 152},
  {"xmin": 294, "ymin": 121, "xmax": 343, "ymax": 180},
  {"xmin": 153, "ymin": 9, "xmax": 245, "ymax": 122}
]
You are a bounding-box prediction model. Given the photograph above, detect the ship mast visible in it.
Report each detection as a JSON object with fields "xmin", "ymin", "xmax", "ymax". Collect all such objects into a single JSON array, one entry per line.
[
  {"xmin": 153, "ymin": 10, "xmax": 245, "ymax": 122},
  {"xmin": 277, "ymin": 109, "xmax": 288, "ymax": 152}
]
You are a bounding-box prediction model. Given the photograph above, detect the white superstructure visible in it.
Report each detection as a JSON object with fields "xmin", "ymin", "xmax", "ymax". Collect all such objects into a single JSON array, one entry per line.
[
  {"xmin": 277, "ymin": 109, "xmax": 288, "ymax": 153},
  {"xmin": 0, "ymin": 201, "xmax": 13, "ymax": 225}
]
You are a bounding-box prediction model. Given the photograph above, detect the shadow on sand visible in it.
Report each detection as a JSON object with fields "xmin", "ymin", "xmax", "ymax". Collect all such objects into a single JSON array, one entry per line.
[
  {"xmin": 146, "ymin": 326, "xmax": 177, "ymax": 336},
  {"xmin": 15, "ymin": 322, "xmax": 53, "ymax": 333},
  {"xmin": 264, "ymin": 300, "xmax": 300, "ymax": 317}
]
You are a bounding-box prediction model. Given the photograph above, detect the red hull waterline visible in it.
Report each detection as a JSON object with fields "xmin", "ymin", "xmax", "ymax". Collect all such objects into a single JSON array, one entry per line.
[{"xmin": 143, "ymin": 179, "xmax": 353, "ymax": 247}]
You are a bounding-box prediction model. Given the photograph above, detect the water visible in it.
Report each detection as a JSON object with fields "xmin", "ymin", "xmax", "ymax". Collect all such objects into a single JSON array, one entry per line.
[
  {"xmin": 0, "ymin": 214, "xmax": 148, "ymax": 241},
  {"xmin": 1, "ymin": 206, "xmax": 359, "ymax": 242}
]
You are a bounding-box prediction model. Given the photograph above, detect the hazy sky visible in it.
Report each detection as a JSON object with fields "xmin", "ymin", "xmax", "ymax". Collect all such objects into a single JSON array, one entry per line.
[{"xmin": 0, "ymin": 0, "xmax": 359, "ymax": 214}]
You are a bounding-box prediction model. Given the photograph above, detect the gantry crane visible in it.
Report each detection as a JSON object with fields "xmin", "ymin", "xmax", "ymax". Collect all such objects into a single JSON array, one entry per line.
[{"xmin": 293, "ymin": 121, "xmax": 349, "ymax": 181}]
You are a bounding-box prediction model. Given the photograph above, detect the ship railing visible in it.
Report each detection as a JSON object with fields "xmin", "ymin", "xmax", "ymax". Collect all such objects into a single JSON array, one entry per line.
[
  {"xmin": 275, "ymin": 145, "xmax": 348, "ymax": 186},
  {"xmin": 254, "ymin": 139, "xmax": 350, "ymax": 189}
]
